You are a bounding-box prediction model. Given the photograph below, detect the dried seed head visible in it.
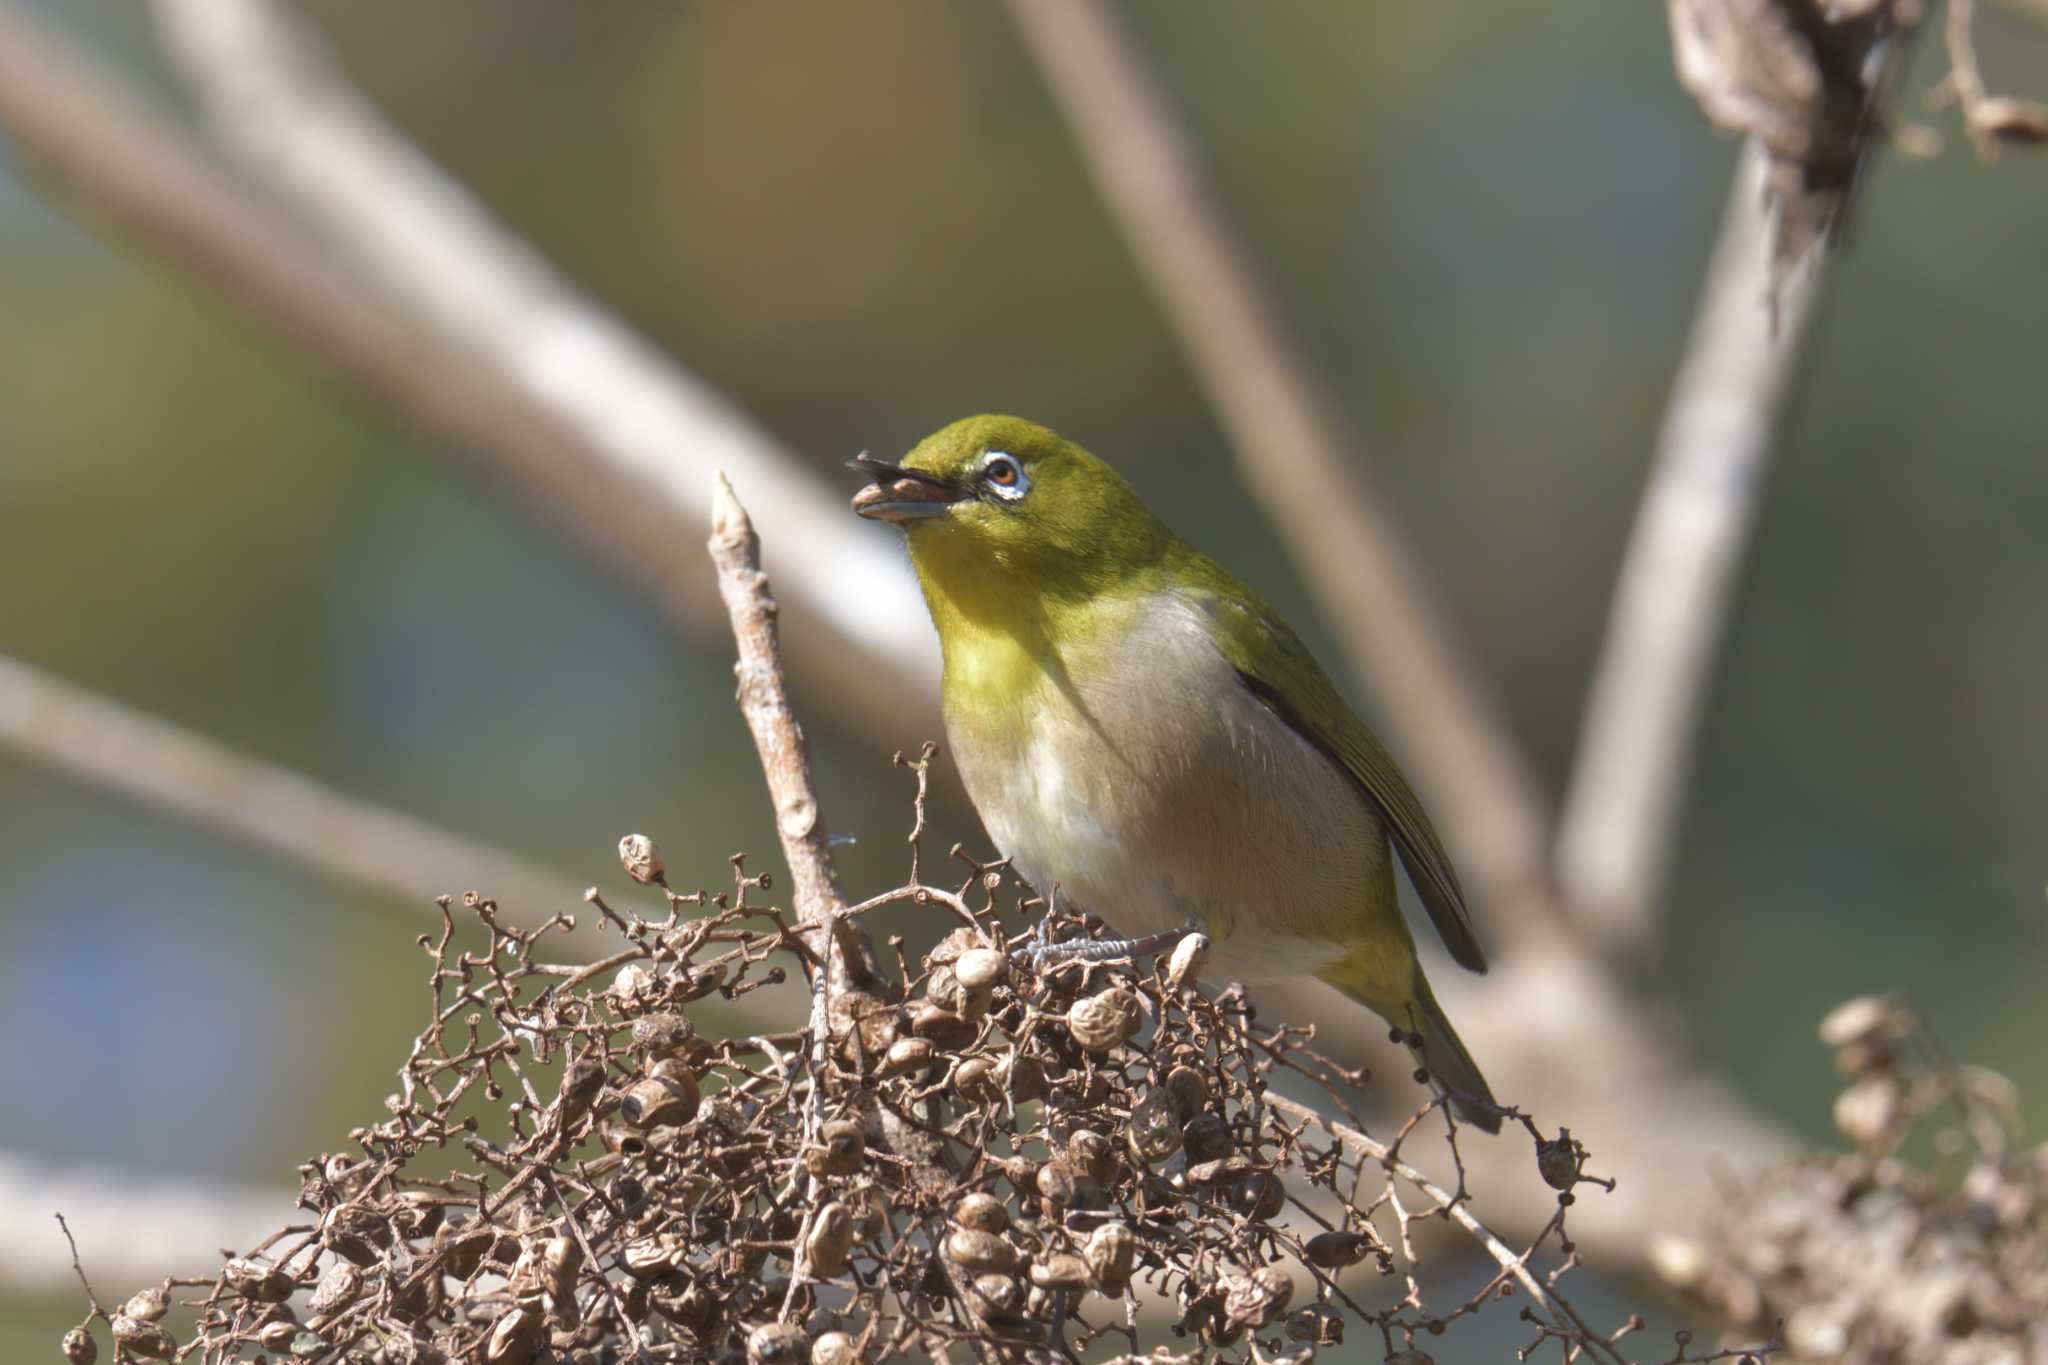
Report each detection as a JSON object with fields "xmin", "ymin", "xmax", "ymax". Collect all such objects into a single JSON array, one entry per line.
[
  {"xmin": 955, "ymin": 1055, "xmax": 999, "ymax": 1103},
  {"xmin": 1182, "ymin": 1111, "xmax": 1233, "ymax": 1164},
  {"xmin": 954, "ymin": 1191, "xmax": 1009, "ymax": 1233},
  {"xmin": 543, "ymin": 1233, "xmax": 583, "ymax": 1294},
  {"xmin": 223, "ymin": 1255, "xmax": 294, "ymax": 1303},
  {"xmin": 61, "ymin": 1327, "xmax": 96, "ymax": 1365},
  {"xmin": 620, "ymin": 1068, "xmax": 700, "ymax": 1129},
  {"xmin": 829, "ymin": 989, "xmax": 900, "ymax": 1060},
  {"xmin": 1223, "ymin": 1265, "xmax": 1293, "ymax": 1327},
  {"xmin": 1085, "ymin": 1222, "xmax": 1136, "ymax": 1295},
  {"xmin": 970, "ymin": 1272, "xmax": 1024, "ymax": 1320},
  {"xmin": 1162, "ymin": 1065, "xmax": 1210, "ymax": 1122},
  {"xmin": 808, "ymin": 1118, "xmax": 867, "ymax": 1177},
  {"xmin": 621, "ymin": 1235, "xmax": 680, "ymax": 1279},
  {"xmin": 1536, "ymin": 1131, "xmax": 1585, "ymax": 1191},
  {"xmin": 1835, "ymin": 1074, "xmax": 1902, "ymax": 1148},
  {"xmin": 1001, "ymin": 1051, "xmax": 1047, "ymax": 1103},
  {"xmin": 433, "ymin": 1223, "xmax": 497, "ymax": 1280},
  {"xmin": 810, "ymin": 1331, "xmax": 862, "ymax": 1365},
  {"xmin": 909, "ymin": 1003, "xmax": 978, "ymax": 1051},
  {"xmin": 748, "ymin": 1322, "xmax": 809, "ymax": 1364},
  {"xmin": 1235, "ymin": 1169, "xmax": 1286, "ymax": 1221},
  {"xmin": 1036, "ymin": 1159, "xmax": 1080, "ymax": 1207},
  {"xmin": 944, "ymin": 1228, "xmax": 1018, "ymax": 1273},
  {"xmin": 1068, "ymin": 1129, "xmax": 1116, "ymax": 1184},
  {"xmin": 609, "ymin": 963, "xmax": 657, "ymax": 1012},
  {"xmin": 883, "ymin": 1036, "xmax": 936, "ymax": 1076},
  {"xmin": 1164, "ymin": 932, "xmax": 1211, "ymax": 991},
  {"xmin": 806, "ymin": 1201, "xmax": 855, "ymax": 1277},
  {"xmin": 1305, "ymin": 1229, "xmax": 1371, "ymax": 1267},
  {"xmin": 1030, "ymin": 1253, "xmax": 1092, "ymax": 1292},
  {"xmin": 256, "ymin": 1322, "xmax": 300, "ymax": 1354},
  {"xmin": 852, "ymin": 1190, "xmax": 889, "ymax": 1243},
  {"xmin": 1286, "ymin": 1304, "xmax": 1345, "ymax": 1345},
  {"xmin": 391, "ymin": 1189, "xmax": 446, "ymax": 1240},
  {"xmin": 110, "ymin": 1317, "xmax": 174, "ymax": 1361},
  {"xmin": 1128, "ymin": 1088, "xmax": 1185, "ymax": 1165},
  {"xmin": 617, "ymin": 832, "xmax": 665, "ymax": 883},
  {"xmin": 631, "ymin": 1011, "xmax": 697, "ymax": 1059},
  {"xmin": 955, "ymin": 947, "xmax": 1007, "ymax": 992},
  {"xmin": 120, "ymin": 1286, "xmax": 169, "ymax": 1322},
  {"xmin": 1067, "ymin": 985, "xmax": 1142, "ymax": 1051}
]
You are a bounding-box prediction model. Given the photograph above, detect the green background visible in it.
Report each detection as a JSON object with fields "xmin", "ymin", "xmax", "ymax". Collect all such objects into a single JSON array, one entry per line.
[{"xmin": 4, "ymin": 1, "xmax": 2047, "ymax": 1357}]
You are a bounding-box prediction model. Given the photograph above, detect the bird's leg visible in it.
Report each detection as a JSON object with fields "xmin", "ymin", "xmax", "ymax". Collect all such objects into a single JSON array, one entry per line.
[{"xmin": 1014, "ymin": 921, "xmax": 1194, "ymax": 968}]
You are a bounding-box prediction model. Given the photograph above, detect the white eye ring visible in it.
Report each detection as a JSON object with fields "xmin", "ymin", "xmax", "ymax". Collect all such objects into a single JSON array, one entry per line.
[{"xmin": 981, "ymin": 451, "xmax": 1030, "ymax": 502}]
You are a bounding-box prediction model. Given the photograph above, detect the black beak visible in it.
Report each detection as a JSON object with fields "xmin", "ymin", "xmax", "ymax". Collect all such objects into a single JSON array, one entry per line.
[
  {"xmin": 847, "ymin": 453, "xmax": 959, "ymax": 493},
  {"xmin": 848, "ymin": 452, "xmax": 966, "ymax": 523}
]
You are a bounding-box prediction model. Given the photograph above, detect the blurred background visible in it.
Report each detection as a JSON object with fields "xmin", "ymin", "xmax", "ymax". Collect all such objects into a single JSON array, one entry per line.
[{"xmin": 3, "ymin": 0, "xmax": 2046, "ymax": 1355}]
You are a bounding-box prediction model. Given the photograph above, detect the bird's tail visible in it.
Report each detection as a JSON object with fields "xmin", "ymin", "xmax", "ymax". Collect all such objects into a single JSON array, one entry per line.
[
  {"xmin": 1324, "ymin": 968, "xmax": 1502, "ymax": 1133},
  {"xmin": 1406, "ymin": 978, "xmax": 1501, "ymax": 1133}
]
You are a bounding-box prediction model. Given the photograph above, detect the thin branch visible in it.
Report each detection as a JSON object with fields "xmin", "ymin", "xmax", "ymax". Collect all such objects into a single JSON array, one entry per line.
[
  {"xmin": 1261, "ymin": 1091, "xmax": 1601, "ymax": 1358},
  {"xmin": 146, "ymin": 0, "xmax": 939, "ymax": 724},
  {"xmin": 1000, "ymin": 0, "xmax": 1557, "ymax": 942},
  {"xmin": 706, "ymin": 473, "xmax": 875, "ymax": 989},
  {"xmin": 0, "ymin": 2, "xmax": 937, "ymax": 751},
  {"xmin": 1555, "ymin": 145, "xmax": 1827, "ymax": 950},
  {"xmin": 0, "ymin": 653, "xmax": 587, "ymax": 925}
]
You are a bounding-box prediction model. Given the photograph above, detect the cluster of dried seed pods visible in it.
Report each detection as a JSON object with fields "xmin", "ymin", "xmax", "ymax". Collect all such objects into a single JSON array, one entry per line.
[{"xmin": 58, "ymin": 808, "xmax": 1663, "ymax": 1365}]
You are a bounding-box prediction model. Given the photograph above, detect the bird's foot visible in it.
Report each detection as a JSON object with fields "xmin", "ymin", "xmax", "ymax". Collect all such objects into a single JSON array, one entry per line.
[{"xmin": 1014, "ymin": 923, "xmax": 1194, "ymax": 969}]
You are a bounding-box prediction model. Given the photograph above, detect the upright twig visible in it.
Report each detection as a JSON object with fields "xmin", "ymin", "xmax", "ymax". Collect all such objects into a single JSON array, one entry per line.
[
  {"xmin": 1555, "ymin": 145, "xmax": 1827, "ymax": 951},
  {"xmin": 1000, "ymin": 0, "xmax": 1557, "ymax": 940},
  {"xmin": 707, "ymin": 472, "xmax": 875, "ymax": 989}
]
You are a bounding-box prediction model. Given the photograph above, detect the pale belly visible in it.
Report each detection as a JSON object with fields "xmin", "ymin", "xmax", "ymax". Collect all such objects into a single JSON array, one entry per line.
[{"xmin": 946, "ymin": 599, "xmax": 1399, "ymax": 984}]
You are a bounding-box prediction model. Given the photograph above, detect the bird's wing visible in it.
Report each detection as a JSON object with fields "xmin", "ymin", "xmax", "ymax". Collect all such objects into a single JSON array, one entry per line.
[{"xmin": 1186, "ymin": 580, "xmax": 1487, "ymax": 974}]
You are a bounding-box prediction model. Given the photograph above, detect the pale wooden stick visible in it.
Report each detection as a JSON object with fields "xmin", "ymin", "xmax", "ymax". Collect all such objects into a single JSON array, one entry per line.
[{"xmin": 1557, "ymin": 142, "xmax": 1827, "ymax": 949}]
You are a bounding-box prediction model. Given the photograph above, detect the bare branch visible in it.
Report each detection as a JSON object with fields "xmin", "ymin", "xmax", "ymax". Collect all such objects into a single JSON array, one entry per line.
[
  {"xmin": 1556, "ymin": 143, "xmax": 1827, "ymax": 950},
  {"xmin": 147, "ymin": 0, "xmax": 939, "ymax": 721},
  {"xmin": 0, "ymin": 653, "xmax": 586, "ymax": 925},
  {"xmin": 999, "ymin": 0, "xmax": 1557, "ymax": 940},
  {"xmin": 0, "ymin": 3, "xmax": 710, "ymax": 637},
  {"xmin": 707, "ymin": 474, "xmax": 880, "ymax": 990}
]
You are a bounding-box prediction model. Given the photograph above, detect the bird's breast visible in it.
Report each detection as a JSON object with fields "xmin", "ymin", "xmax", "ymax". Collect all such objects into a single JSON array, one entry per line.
[{"xmin": 943, "ymin": 593, "xmax": 1390, "ymax": 982}]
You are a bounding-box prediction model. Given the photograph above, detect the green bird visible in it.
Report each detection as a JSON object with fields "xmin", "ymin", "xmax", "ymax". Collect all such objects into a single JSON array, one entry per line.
[{"xmin": 851, "ymin": 415, "xmax": 1499, "ymax": 1131}]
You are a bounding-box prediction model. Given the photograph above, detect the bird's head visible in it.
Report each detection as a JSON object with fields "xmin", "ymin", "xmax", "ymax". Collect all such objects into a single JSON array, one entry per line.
[{"xmin": 850, "ymin": 415, "xmax": 1170, "ymax": 604}]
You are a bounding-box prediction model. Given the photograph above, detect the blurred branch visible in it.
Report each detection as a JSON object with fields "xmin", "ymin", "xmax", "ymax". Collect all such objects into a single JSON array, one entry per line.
[
  {"xmin": 1556, "ymin": 143, "xmax": 1827, "ymax": 951},
  {"xmin": 0, "ymin": 1, "xmax": 936, "ymax": 750},
  {"xmin": 0, "ymin": 653, "xmax": 588, "ymax": 924},
  {"xmin": 146, "ymin": 0, "xmax": 939, "ymax": 728},
  {"xmin": 1, "ymin": 1149, "xmax": 287, "ymax": 1293},
  {"xmin": 999, "ymin": 0, "xmax": 1557, "ymax": 942},
  {"xmin": 0, "ymin": 3, "xmax": 702, "ymax": 637}
]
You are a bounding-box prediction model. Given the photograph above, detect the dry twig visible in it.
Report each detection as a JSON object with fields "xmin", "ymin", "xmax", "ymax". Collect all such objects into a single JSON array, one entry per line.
[{"xmin": 1556, "ymin": 142, "xmax": 1828, "ymax": 950}]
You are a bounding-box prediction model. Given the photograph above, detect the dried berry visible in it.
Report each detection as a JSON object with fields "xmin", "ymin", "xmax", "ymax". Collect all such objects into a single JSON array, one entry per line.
[
  {"xmin": 617, "ymin": 833, "xmax": 665, "ymax": 884},
  {"xmin": 1085, "ymin": 1222, "xmax": 1136, "ymax": 1296},
  {"xmin": 953, "ymin": 1191, "xmax": 1009, "ymax": 1233},
  {"xmin": 1068, "ymin": 985, "xmax": 1142, "ymax": 1050}
]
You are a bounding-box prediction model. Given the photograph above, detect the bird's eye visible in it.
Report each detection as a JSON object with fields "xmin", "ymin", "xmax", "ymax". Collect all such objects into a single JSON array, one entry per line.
[{"xmin": 980, "ymin": 452, "xmax": 1030, "ymax": 502}]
